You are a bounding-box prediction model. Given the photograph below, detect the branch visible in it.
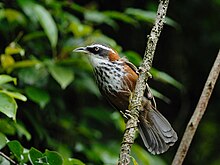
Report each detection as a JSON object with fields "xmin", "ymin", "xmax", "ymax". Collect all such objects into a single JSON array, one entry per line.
[
  {"xmin": 0, "ymin": 151, "xmax": 18, "ymax": 165},
  {"xmin": 172, "ymin": 50, "xmax": 220, "ymax": 165},
  {"xmin": 118, "ymin": 0, "xmax": 170, "ymax": 164}
]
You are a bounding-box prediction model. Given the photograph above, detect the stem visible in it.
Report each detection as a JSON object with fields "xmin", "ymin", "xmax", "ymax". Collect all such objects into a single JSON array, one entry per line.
[
  {"xmin": 0, "ymin": 151, "xmax": 18, "ymax": 165},
  {"xmin": 117, "ymin": 0, "xmax": 170, "ymax": 164},
  {"xmin": 172, "ymin": 50, "xmax": 220, "ymax": 165}
]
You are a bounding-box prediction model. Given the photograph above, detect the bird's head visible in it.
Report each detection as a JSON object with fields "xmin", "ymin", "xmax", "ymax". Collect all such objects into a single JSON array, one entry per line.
[{"xmin": 73, "ymin": 44, "xmax": 120, "ymax": 62}]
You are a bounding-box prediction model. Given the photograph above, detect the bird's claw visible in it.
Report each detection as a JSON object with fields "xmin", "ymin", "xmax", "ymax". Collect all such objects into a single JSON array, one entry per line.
[
  {"xmin": 125, "ymin": 109, "xmax": 134, "ymax": 119},
  {"xmin": 120, "ymin": 110, "xmax": 128, "ymax": 119},
  {"xmin": 120, "ymin": 109, "xmax": 140, "ymax": 122}
]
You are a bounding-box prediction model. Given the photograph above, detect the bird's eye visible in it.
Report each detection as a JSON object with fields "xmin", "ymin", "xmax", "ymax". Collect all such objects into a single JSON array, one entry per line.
[{"xmin": 94, "ymin": 47, "xmax": 99, "ymax": 52}]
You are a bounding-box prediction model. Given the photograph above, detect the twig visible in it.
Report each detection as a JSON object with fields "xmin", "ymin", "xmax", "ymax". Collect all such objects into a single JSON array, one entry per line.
[
  {"xmin": 172, "ymin": 50, "xmax": 220, "ymax": 165},
  {"xmin": 0, "ymin": 151, "xmax": 18, "ymax": 165},
  {"xmin": 117, "ymin": 0, "xmax": 170, "ymax": 164}
]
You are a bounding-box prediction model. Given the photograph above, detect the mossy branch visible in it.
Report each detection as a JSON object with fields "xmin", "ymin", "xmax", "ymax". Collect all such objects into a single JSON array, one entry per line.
[{"xmin": 118, "ymin": 0, "xmax": 170, "ymax": 164}]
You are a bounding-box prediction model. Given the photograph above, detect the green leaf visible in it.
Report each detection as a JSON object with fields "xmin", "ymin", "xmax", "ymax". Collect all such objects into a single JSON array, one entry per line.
[
  {"xmin": 150, "ymin": 88, "xmax": 170, "ymax": 103},
  {"xmin": 132, "ymin": 144, "xmax": 166, "ymax": 165},
  {"xmin": 150, "ymin": 68, "xmax": 184, "ymax": 90},
  {"xmin": 14, "ymin": 122, "xmax": 31, "ymax": 141},
  {"xmin": 23, "ymin": 31, "xmax": 46, "ymax": 41},
  {"xmin": 7, "ymin": 140, "xmax": 24, "ymax": 161},
  {"xmin": 0, "ymin": 75, "xmax": 17, "ymax": 85},
  {"xmin": 88, "ymin": 142, "xmax": 119, "ymax": 164},
  {"xmin": 28, "ymin": 147, "xmax": 44, "ymax": 165},
  {"xmin": 65, "ymin": 3, "xmax": 85, "ymax": 14},
  {"xmin": 84, "ymin": 10, "xmax": 117, "ymax": 28},
  {"xmin": 0, "ymin": 119, "xmax": 16, "ymax": 135},
  {"xmin": 123, "ymin": 51, "xmax": 142, "ymax": 66},
  {"xmin": 125, "ymin": 8, "xmax": 156, "ymax": 23},
  {"xmin": 86, "ymin": 32, "xmax": 121, "ymax": 52},
  {"xmin": 111, "ymin": 112, "xmax": 126, "ymax": 132},
  {"xmin": 74, "ymin": 73, "xmax": 100, "ymax": 97},
  {"xmin": 0, "ymin": 90, "xmax": 27, "ymax": 101},
  {"xmin": 125, "ymin": 8, "xmax": 179, "ymax": 28},
  {"xmin": 0, "ymin": 132, "xmax": 7, "ymax": 150},
  {"xmin": 65, "ymin": 158, "xmax": 85, "ymax": 165},
  {"xmin": 29, "ymin": 148, "xmax": 63, "ymax": 165},
  {"xmin": 18, "ymin": 0, "xmax": 58, "ymax": 48},
  {"xmin": 0, "ymin": 93, "xmax": 17, "ymax": 120},
  {"xmin": 45, "ymin": 150, "xmax": 63, "ymax": 165},
  {"xmin": 69, "ymin": 22, "xmax": 93, "ymax": 38},
  {"xmin": 18, "ymin": 65, "xmax": 49, "ymax": 87},
  {"xmin": 103, "ymin": 11, "xmax": 138, "ymax": 26},
  {"xmin": 17, "ymin": 0, "xmax": 38, "ymax": 23},
  {"xmin": 33, "ymin": 4, "xmax": 58, "ymax": 48},
  {"xmin": 48, "ymin": 63, "xmax": 74, "ymax": 89},
  {"xmin": 25, "ymin": 86, "xmax": 50, "ymax": 109}
]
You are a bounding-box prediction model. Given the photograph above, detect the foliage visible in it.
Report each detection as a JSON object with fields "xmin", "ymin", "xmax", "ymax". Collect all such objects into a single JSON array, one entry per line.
[
  {"xmin": 0, "ymin": 0, "xmax": 219, "ymax": 165},
  {"xmin": 3, "ymin": 140, "xmax": 64, "ymax": 165}
]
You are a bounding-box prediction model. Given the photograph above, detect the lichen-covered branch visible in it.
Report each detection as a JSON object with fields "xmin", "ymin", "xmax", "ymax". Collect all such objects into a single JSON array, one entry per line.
[
  {"xmin": 172, "ymin": 50, "xmax": 220, "ymax": 165},
  {"xmin": 118, "ymin": 0, "xmax": 170, "ymax": 164}
]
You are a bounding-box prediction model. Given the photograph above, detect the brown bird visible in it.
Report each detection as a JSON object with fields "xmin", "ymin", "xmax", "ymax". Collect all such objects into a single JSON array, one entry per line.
[{"xmin": 74, "ymin": 44, "xmax": 177, "ymax": 154}]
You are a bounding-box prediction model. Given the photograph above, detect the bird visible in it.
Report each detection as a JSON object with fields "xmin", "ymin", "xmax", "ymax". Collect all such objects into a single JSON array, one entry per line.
[{"xmin": 74, "ymin": 43, "xmax": 178, "ymax": 154}]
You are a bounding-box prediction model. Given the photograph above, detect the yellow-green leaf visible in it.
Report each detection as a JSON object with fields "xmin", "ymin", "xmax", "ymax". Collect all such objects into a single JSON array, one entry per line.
[
  {"xmin": 0, "ymin": 90, "xmax": 27, "ymax": 101},
  {"xmin": 2, "ymin": 8, "xmax": 26, "ymax": 25},
  {"xmin": 69, "ymin": 22, "xmax": 93, "ymax": 38},
  {"xmin": 131, "ymin": 156, "xmax": 139, "ymax": 165},
  {"xmin": 0, "ymin": 54, "xmax": 15, "ymax": 69},
  {"xmin": 0, "ymin": 75, "xmax": 17, "ymax": 85},
  {"xmin": 5, "ymin": 42, "xmax": 25, "ymax": 56}
]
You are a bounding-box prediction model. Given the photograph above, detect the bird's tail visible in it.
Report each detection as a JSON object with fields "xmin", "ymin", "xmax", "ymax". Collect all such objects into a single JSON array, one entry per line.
[{"xmin": 138, "ymin": 108, "xmax": 178, "ymax": 154}]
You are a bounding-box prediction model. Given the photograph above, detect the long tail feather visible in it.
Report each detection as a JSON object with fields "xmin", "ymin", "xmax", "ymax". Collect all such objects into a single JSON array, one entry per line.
[{"xmin": 138, "ymin": 108, "xmax": 178, "ymax": 154}]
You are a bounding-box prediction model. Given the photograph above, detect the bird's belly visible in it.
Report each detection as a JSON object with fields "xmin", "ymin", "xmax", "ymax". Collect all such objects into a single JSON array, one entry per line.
[
  {"xmin": 94, "ymin": 64, "xmax": 134, "ymax": 111},
  {"xmin": 96, "ymin": 72, "xmax": 131, "ymax": 111},
  {"xmin": 97, "ymin": 71, "xmax": 126, "ymax": 93}
]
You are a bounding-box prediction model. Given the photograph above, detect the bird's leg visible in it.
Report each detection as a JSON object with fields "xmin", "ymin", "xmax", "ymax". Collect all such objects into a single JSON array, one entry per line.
[
  {"xmin": 120, "ymin": 109, "xmax": 139, "ymax": 122},
  {"xmin": 123, "ymin": 90, "xmax": 141, "ymax": 122},
  {"xmin": 144, "ymin": 72, "xmax": 157, "ymax": 109},
  {"xmin": 124, "ymin": 110, "xmax": 140, "ymax": 122},
  {"xmin": 146, "ymin": 83, "xmax": 153, "ymax": 100},
  {"xmin": 145, "ymin": 83, "xmax": 157, "ymax": 108}
]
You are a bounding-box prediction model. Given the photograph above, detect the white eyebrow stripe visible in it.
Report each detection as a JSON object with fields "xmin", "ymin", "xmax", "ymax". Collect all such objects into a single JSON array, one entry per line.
[{"xmin": 89, "ymin": 44, "xmax": 115, "ymax": 53}]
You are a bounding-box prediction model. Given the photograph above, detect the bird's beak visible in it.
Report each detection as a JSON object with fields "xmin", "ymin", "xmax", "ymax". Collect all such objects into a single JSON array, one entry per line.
[{"xmin": 73, "ymin": 47, "xmax": 88, "ymax": 53}]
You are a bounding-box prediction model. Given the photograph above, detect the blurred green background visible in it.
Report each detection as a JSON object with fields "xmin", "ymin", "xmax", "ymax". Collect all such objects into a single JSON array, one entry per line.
[{"xmin": 0, "ymin": 0, "xmax": 220, "ymax": 165}]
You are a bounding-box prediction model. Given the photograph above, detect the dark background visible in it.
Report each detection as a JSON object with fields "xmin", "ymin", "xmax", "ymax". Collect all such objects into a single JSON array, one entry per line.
[{"xmin": 0, "ymin": 0, "xmax": 220, "ymax": 164}]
